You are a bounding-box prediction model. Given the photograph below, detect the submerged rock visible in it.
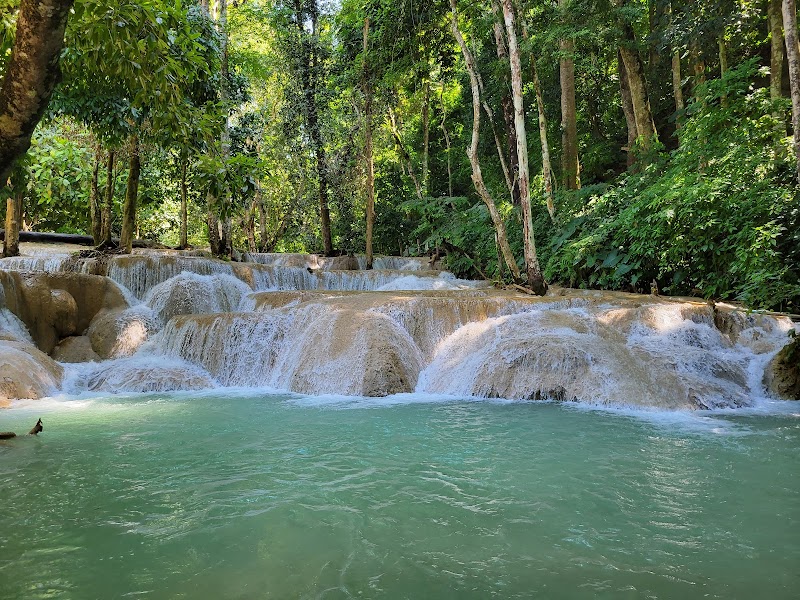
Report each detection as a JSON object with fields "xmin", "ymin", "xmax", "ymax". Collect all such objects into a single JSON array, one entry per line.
[{"xmin": 764, "ymin": 335, "xmax": 800, "ymax": 400}]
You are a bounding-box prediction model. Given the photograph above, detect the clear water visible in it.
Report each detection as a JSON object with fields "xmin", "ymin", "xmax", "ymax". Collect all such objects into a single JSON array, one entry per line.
[{"xmin": 1, "ymin": 394, "xmax": 798, "ymax": 599}]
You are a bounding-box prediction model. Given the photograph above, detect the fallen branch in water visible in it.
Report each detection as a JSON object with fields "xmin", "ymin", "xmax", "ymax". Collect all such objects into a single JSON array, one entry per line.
[{"xmin": 0, "ymin": 418, "xmax": 43, "ymax": 440}]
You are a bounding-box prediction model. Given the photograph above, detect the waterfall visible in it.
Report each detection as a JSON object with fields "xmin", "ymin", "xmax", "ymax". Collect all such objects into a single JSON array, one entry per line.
[
  {"xmin": 106, "ymin": 256, "xmax": 236, "ymax": 300},
  {"xmin": 151, "ymin": 303, "xmax": 424, "ymax": 396},
  {"xmin": 0, "ymin": 308, "xmax": 32, "ymax": 344},
  {"xmin": 1, "ymin": 244, "xmax": 795, "ymax": 408},
  {"xmin": 61, "ymin": 356, "xmax": 218, "ymax": 394},
  {"xmin": 0, "ymin": 255, "xmax": 74, "ymax": 273},
  {"xmin": 415, "ymin": 302, "xmax": 788, "ymax": 409},
  {"xmin": 144, "ymin": 272, "xmax": 252, "ymax": 326}
]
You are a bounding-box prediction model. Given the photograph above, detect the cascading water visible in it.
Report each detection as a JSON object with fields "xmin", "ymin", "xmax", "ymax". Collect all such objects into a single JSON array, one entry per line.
[
  {"xmin": 143, "ymin": 272, "xmax": 252, "ymax": 326},
  {"xmin": 0, "ymin": 242, "xmax": 796, "ymax": 408},
  {"xmin": 106, "ymin": 255, "xmax": 237, "ymax": 300}
]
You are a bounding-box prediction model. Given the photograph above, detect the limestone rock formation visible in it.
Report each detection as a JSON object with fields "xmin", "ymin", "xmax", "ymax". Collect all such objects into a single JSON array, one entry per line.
[
  {"xmin": 764, "ymin": 335, "xmax": 800, "ymax": 400},
  {"xmin": 0, "ymin": 271, "xmax": 128, "ymax": 353},
  {"xmin": 80, "ymin": 358, "xmax": 218, "ymax": 393},
  {"xmin": 87, "ymin": 307, "xmax": 158, "ymax": 359},
  {"xmin": 51, "ymin": 336, "xmax": 101, "ymax": 363},
  {"xmin": 0, "ymin": 340, "xmax": 63, "ymax": 405}
]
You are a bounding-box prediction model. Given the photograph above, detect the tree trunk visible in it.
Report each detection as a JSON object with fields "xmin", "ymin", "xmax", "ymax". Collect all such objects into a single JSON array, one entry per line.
[
  {"xmin": 532, "ymin": 60, "xmax": 555, "ymax": 220},
  {"xmin": 691, "ymin": 39, "xmax": 706, "ymax": 104},
  {"xmin": 668, "ymin": 2, "xmax": 684, "ymax": 130},
  {"xmin": 257, "ymin": 186, "xmax": 268, "ymax": 253},
  {"xmin": 619, "ymin": 50, "xmax": 638, "ymax": 166},
  {"xmin": 363, "ymin": 17, "xmax": 376, "ymax": 269},
  {"xmin": 719, "ymin": 34, "xmax": 728, "ymax": 107},
  {"xmin": 89, "ymin": 148, "xmax": 102, "ymax": 243},
  {"xmin": 3, "ymin": 191, "xmax": 23, "ymax": 258},
  {"xmin": 771, "ymin": 0, "xmax": 785, "ymax": 100},
  {"xmin": 220, "ymin": 218, "xmax": 232, "ymax": 258},
  {"xmin": 449, "ymin": 0, "xmax": 521, "ymax": 280},
  {"xmin": 492, "ymin": 13, "xmax": 521, "ymax": 204},
  {"xmin": 440, "ymin": 94, "xmax": 454, "ymax": 198},
  {"xmin": 421, "ymin": 78, "xmax": 430, "ymax": 196},
  {"xmin": 295, "ymin": 0, "xmax": 333, "ymax": 256},
  {"xmin": 619, "ymin": 21, "xmax": 658, "ymax": 153},
  {"xmin": 245, "ymin": 201, "xmax": 257, "ymax": 253},
  {"xmin": 0, "ymin": 0, "xmax": 74, "ymax": 182},
  {"xmin": 206, "ymin": 196, "xmax": 221, "ymax": 255},
  {"xmin": 518, "ymin": 18, "xmax": 555, "ymax": 219},
  {"xmin": 559, "ymin": 0, "xmax": 580, "ymax": 190},
  {"xmin": 219, "ymin": 0, "xmax": 233, "ymax": 259},
  {"xmin": 672, "ymin": 50, "xmax": 684, "ymax": 128},
  {"xmin": 120, "ymin": 135, "xmax": 140, "ymax": 254},
  {"xmin": 783, "ymin": 0, "xmax": 800, "ymax": 182},
  {"xmin": 501, "ymin": 0, "xmax": 547, "ymax": 295},
  {"xmin": 179, "ymin": 150, "xmax": 188, "ymax": 249},
  {"xmin": 101, "ymin": 150, "xmax": 115, "ymax": 246}
]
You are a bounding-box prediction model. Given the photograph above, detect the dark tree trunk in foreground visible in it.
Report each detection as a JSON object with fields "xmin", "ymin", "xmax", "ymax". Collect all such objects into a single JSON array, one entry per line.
[
  {"xmin": 120, "ymin": 136, "xmax": 140, "ymax": 253},
  {"xmin": 501, "ymin": 0, "xmax": 547, "ymax": 295},
  {"xmin": 206, "ymin": 199, "xmax": 221, "ymax": 255},
  {"xmin": 257, "ymin": 187, "xmax": 268, "ymax": 252},
  {"xmin": 784, "ymin": 0, "xmax": 800, "ymax": 182},
  {"xmin": 245, "ymin": 200, "xmax": 257, "ymax": 253},
  {"xmin": 294, "ymin": 0, "xmax": 333, "ymax": 256},
  {"xmin": 0, "ymin": 0, "xmax": 74, "ymax": 183}
]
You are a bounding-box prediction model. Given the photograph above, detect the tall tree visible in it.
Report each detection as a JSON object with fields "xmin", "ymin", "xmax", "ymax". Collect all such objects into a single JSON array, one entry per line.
[
  {"xmin": 2, "ymin": 165, "xmax": 26, "ymax": 257},
  {"xmin": 450, "ymin": 0, "xmax": 521, "ymax": 280},
  {"xmin": 501, "ymin": 0, "xmax": 547, "ymax": 294},
  {"xmin": 559, "ymin": 0, "xmax": 580, "ymax": 190},
  {"xmin": 770, "ymin": 0, "xmax": 784, "ymax": 100},
  {"xmin": 784, "ymin": 0, "xmax": 800, "ymax": 182},
  {"xmin": 120, "ymin": 135, "xmax": 140, "ymax": 252},
  {"xmin": 618, "ymin": 0, "xmax": 658, "ymax": 156},
  {"xmin": 362, "ymin": 16, "xmax": 376, "ymax": 269}
]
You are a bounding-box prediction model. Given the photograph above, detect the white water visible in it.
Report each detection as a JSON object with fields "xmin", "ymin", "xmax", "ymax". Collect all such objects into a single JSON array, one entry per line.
[{"xmin": 1, "ymin": 244, "xmax": 796, "ymax": 409}]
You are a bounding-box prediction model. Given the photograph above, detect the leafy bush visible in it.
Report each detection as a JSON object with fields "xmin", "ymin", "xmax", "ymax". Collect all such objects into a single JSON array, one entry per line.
[{"xmin": 542, "ymin": 60, "xmax": 800, "ymax": 311}]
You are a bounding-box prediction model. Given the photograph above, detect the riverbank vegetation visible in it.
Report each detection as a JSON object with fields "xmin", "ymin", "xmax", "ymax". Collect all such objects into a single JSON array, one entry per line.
[{"xmin": 1, "ymin": 0, "xmax": 799, "ymax": 309}]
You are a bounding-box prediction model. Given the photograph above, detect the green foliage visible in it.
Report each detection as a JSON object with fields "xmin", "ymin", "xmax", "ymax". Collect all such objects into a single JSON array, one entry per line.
[
  {"xmin": 401, "ymin": 194, "xmax": 507, "ymax": 279},
  {"xmin": 543, "ymin": 60, "xmax": 800, "ymax": 311},
  {"xmin": 194, "ymin": 154, "xmax": 259, "ymax": 220},
  {"xmin": 0, "ymin": 121, "xmax": 93, "ymax": 233}
]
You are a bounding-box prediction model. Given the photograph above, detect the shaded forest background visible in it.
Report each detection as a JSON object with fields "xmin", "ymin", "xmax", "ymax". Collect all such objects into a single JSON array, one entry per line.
[{"xmin": 1, "ymin": 0, "xmax": 798, "ymax": 310}]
